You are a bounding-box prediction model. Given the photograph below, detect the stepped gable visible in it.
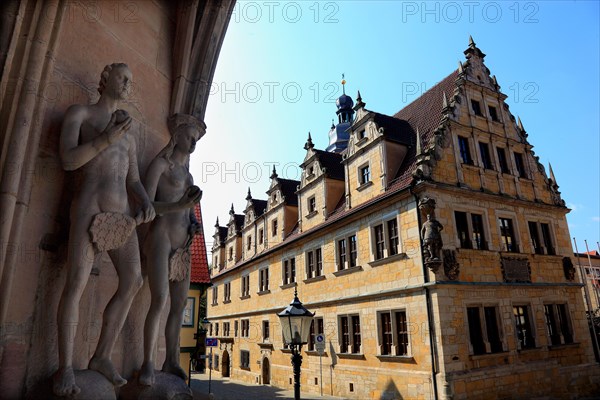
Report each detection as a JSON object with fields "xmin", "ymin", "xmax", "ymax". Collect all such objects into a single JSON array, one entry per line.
[
  {"xmin": 313, "ymin": 149, "xmax": 344, "ymax": 180},
  {"xmin": 190, "ymin": 203, "xmax": 210, "ymax": 284}
]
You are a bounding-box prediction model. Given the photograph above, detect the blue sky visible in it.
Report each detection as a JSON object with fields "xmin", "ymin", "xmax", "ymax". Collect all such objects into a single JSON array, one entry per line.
[{"xmin": 192, "ymin": 0, "xmax": 600, "ymax": 252}]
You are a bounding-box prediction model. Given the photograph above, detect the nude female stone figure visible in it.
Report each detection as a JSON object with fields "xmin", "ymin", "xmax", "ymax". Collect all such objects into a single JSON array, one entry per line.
[
  {"xmin": 54, "ymin": 63, "xmax": 155, "ymax": 397},
  {"xmin": 139, "ymin": 115, "xmax": 204, "ymax": 386}
]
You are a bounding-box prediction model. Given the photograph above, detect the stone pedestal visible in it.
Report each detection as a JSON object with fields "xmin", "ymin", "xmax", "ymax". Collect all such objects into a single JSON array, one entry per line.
[
  {"xmin": 119, "ymin": 371, "xmax": 192, "ymax": 400},
  {"xmin": 27, "ymin": 370, "xmax": 116, "ymax": 400}
]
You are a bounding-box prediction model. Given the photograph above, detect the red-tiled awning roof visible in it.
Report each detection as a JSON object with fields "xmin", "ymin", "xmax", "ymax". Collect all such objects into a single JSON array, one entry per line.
[{"xmin": 190, "ymin": 203, "xmax": 211, "ymax": 284}]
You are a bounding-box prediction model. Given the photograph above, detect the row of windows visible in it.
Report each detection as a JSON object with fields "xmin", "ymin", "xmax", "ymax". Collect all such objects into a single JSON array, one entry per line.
[
  {"xmin": 457, "ymin": 135, "xmax": 528, "ymax": 178},
  {"xmin": 213, "ymin": 216, "xmax": 403, "ymax": 303},
  {"xmin": 209, "ymin": 302, "xmax": 574, "ymax": 362},
  {"xmin": 467, "ymin": 303, "xmax": 573, "ymax": 355},
  {"xmin": 454, "ymin": 210, "xmax": 556, "ymax": 255}
]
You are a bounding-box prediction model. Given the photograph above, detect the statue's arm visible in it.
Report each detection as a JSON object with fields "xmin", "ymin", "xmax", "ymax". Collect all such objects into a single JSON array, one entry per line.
[
  {"xmin": 59, "ymin": 106, "xmax": 131, "ymax": 171},
  {"xmin": 127, "ymin": 136, "xmax": 155, "ymax": 223},
  {"xmin": 150, "ymin": 170, "xmax": 201, "ymax": 215}
]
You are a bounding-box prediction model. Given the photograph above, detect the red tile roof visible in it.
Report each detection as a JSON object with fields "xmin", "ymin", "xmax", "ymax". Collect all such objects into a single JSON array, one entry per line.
[{"xmin": 190, "ymin": 203, "xmax": 211, "ymax": 284}]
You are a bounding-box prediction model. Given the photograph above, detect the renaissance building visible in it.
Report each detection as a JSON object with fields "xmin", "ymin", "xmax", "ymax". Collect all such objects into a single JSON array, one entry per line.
[{"xmin": 206, "ymin": 39, "xmax": 600, "ymax": 399}]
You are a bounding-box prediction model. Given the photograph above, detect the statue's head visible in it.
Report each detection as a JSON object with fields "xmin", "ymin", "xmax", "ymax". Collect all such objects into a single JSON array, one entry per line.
[
  {"xmin": 98, "ymin": 63, "xmax": 131, "ymax": 100},
  {"xmin": 159, "ymin": 114, "xmax": 207, "ymax": 168}
]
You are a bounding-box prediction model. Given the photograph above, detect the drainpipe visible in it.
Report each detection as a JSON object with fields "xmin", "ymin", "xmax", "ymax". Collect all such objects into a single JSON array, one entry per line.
[{"xmin": 411, "ymin": 188, "xmax": 439, "ymax": 400}]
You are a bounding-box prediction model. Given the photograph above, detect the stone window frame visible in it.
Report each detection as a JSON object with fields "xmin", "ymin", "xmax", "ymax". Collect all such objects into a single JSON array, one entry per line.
[
  {"xmin": 262, "ymin": 320, "xmax": 270, "ymax": 342},
  {"xmin": 281, "ymin": 257, "xmax": 296, "ymax": 287},
  {"xmin": 246, "ymin": 234, "xmax": 252, "ymax": 251},
  {"xmin": 223, "ymin": 281, "xmax": 231, "ymax": 303},
  {"xmin": 512, "ymin": 150, "xmax": 529, "ymax": 179},
  {"xmin": 496, "ymin": 211, "xmax": 521, "ymax": 253},
  {"xmin": 307, "ymin": 195, "xmax": 317, "ymax": 217},
  {"xmin": 357, "ymin": 162, "xmax": 372, "ymax": 189},
  {"xmin": 211, "ymin": 285, "xmax": 218, "ymax": 306},
  {"xmin": 271, "ymin": 218, "xmax": 278, "ymax": 238},
  {"xmin": 307, "ymin": 317, "xmax": 325, "ymax": 352},
  {"xmin": 452, "ymin": 207, "xmax": 491, "ymax": 250},
  {"xmin": 258, "ymin": 266, "xmax": 270, "ymax": 293},
  {"xmin": 376, "ymin": 308, "xmax": 412, "ymax": 357},
  {"xmin": 464, "ymin": 303, "xmax": 505, "ymax": 356},
  {"xmin": 258, "ymin": 228, "xmax": 264, "ymax": 245},
  {"xmin": 543, "ymin": 302, "xmax": 574, "ymax": 346},
  {"xmin": 367, "ymin": 212, "xmax": 404, "ymax": 263},
  {"xmin": 240, "ymin": 349, "xmax": 250, "ymax": 370},
  {"xmin": 241, "ymin": 318, "xmax": 250, "ymax": 338},
  {"xmin": 470, "ymin": 97, "xmax": 484, "ymax": 117},
  {"xmin": 223, "ymin": 321, "xmax": 230, "ymax": 337},
  {"xmin": 525, "ymin": 218, "xmax": 556, "ymax": 256},
  {"xmin": 512, "ymin": 303, "xmax": 537, "ymax": 350},
  {"xmin": 305, "ymin": 247, "xmax": 324, "ymax": 280},
  {"xmin": 478, "ymin": 140, "xmax": 494, "ymax": 170},
  {"xmin": 495, "ymin": 146, "xmax": 511, "ymax": 174},
  {"xmin": 337, "ymin": 313, "xmax": 362, "ymax": 354},
  {"xmin": 240, "ymin": 273, "xmax": 250, "ymax": 298},
  {"xmin": 487, "ymin": 104, "xmax": 500, "ymax": 122},
  {"xmin": 334, "ymin": 230, "xmax": 359, "ymax": 272},
  {"xmin": 456, "ymin": 135, "xmax": 474, "ymax": 165}
]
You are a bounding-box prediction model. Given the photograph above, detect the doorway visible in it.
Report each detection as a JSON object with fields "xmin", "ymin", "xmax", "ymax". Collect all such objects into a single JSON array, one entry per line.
[
  {"xmin": 262, "ymin": 357, "xmax": 270, "ymax": 385},
  {"xmin": 222, "ymin": 350, "xmax": 230, "ymax": 378}
]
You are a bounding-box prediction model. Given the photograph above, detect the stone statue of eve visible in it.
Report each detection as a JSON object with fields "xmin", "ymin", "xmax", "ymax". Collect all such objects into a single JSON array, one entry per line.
[{"xmin": 54, "ymin": 63, "xmax": 155, "ymax": 397}]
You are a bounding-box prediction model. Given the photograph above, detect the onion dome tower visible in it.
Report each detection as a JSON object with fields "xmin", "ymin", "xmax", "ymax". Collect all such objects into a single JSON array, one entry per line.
[{"xmin": 326, "ymin": 75, "xmax": 354, "ymax": 153}]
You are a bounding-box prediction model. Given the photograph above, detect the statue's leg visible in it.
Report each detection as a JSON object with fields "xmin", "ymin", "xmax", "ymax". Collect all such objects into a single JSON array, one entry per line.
[
  {"xmin": 139, "ymin": 238, "xmax": 170, "ymax": 386},
  {"xmin": 161, "ymin": 271, "xmax": 191, "ymax": 380},
  {"xmin": 54, "ymin": 222, "xmax": 97, "ymax": 397},
  {"xmin": 89, "ymin": 233, "xmax": 143, "ymax": 387}
]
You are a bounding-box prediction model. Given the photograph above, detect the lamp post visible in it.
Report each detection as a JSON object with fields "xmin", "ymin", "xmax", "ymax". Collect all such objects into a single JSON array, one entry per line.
[
  {"xmin": 277, "ymin": 286, "xmax": 314, "ymax": 400},
  {"xmin": 199, "ymin": 317, "xmax": 212, "ymax": 394}
]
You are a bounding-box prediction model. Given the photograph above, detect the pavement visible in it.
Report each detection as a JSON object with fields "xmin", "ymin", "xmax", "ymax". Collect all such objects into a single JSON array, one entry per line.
[{"xmin": 190, "ymin": 371, "xmax": 346, "ymax": 400}]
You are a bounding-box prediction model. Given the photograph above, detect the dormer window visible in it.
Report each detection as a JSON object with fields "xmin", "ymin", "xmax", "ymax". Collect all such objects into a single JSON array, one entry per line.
[
  {"xmin": 272, "ymin": 193, "xmax": 277, "ymax": 203},
  {"xmin": 272, "ymin": 219, "xmax": 278, "ymax": 237},
  {"xmin": 258, "ymin": 228, "xmax": 264, "ymax": 244},
  {"xmin": 360, "ymin": 165, "xmax": 371, "ymax": 185},
  {"xmin": 308, "ymin": 165, "xmax": 315, "ymax": 176},
  {"xmin": 228, "ymin": 247, "xmax": 233, "ymax": 260},
  {"xmin": 358, "ymin": 129, "xmax": 366, "ymax": 140},
  {"xmin": 246, "ymin": 235, "xmax": 252, "ymax": 251},
  {"xmin": 308, "ymin": 196, "xmax": 316, "ymax": 214},
  {"xmin": 471, "ymin": 99, "xmax": 483, "ymax": 116}
]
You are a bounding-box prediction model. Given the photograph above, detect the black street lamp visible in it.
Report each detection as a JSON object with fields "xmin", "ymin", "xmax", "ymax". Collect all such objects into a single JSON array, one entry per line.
[
  {"xmin": 199, "ymin": 317, "xmax": 212, "ymax": 394},
  {"xmin": 277, "ymin": 286, "xmax": 314, "ymax": 400}
]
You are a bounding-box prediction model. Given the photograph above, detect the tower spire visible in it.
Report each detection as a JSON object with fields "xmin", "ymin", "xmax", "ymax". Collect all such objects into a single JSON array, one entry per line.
[
  {"xmin": 229, "ymin": 203, "xmax": 235, "ymax": 215},
  {"xmin": 341, "ymin": 73, "xmax": 346, "ymax": 95},
  {"xmin": 270, "ymin": 165, "xmax": 278, "ymax": 180},
  {"xmin": 549, "ymin": 163, "xmax": 557, "ymax": 184},
  {"xmin": 304, "ymin": 132, "xmax": 314, "ymax": 150},
  {"xmin": 246, "ymin": 187, "xmax": 252, "ymax": 201}
]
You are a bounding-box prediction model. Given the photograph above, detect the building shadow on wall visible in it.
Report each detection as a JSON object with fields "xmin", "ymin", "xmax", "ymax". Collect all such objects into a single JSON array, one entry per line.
[{"xmin": 380, "ymin": 378, "xmax": 403, "ymax": 400}]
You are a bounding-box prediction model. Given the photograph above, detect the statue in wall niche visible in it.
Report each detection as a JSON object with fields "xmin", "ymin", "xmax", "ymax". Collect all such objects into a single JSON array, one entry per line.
[
  {"xmin": 139, "ymin": 113, "xmax": 204, "ymax": 386},
  {"xmin": 421, "ymin": 214, "xmax": 444, "ymax": 263},
  {"xmin": 54, "ymin": 63, "xmax": 156, "ymax": 397}
]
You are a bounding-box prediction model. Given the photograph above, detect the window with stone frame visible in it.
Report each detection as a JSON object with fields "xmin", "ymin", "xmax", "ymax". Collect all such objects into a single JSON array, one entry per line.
[
  {"xmin": 223, "ymin": 282, "xmax": 231, "ymax": 303},
  {"xmin": 378, "ymin": 310, "xmax": 410, "ymax": 356},
  {"xmin": 454, "ymin": 211, "xmax": 488, "ymax": 250},
  {"xmin": 246, "ymin": 235, "xmax": 252, "ymax": 251},
  {"xmin": 282, "ymin": 258, "xmax": 296, "ymax": 285},
  {"xmin": 498, "ymin": 217, "xmax": 519, "ymax": 253},
  {"xmin": 371, "ymin": 216, "xmax": 402, "ymax": 261},
  {"xmin": 234, "ymin": 320, "xmax": 238, "ymax": 337},
  {"xmin": 241, "ymin": 319, "xmax": 250, "ymax": 338},
  {"xmin": 457, "ymin": 136, "xmax": 473, "ymax": 165},
  {"xmin": 528, "ymin": 221, "xmax": 556, "ymax": 255},
  {"xmin": 223, "ymin": 322, "xmax": 230, "ymax": 337},
  {"xmin": 488, "ymin": 105, "xmax": 499, "ymax": 122},
  {"xmin": 513, "ymin": 151, "xmax": 528, "ymax": 179},
  {"xmin": 259, "ymin": 267, "xmax": 269, "ymax": 292},
  {"xmin": 513, "ymin": 305, "xmax": 536, "ymax": 349},
  {"xmin": 496, "ymin": 147, "xmax": 510, "ymax": 174},
  {"xmin": 258, "ymin": 228, "xmax": 264, "ymax": 244},
  {"xmin": 228, "ymin": 246, "xmax": 233, "ymax": 261},
  {"xmin": 272, "ymin": 219, "xmax": 278, "ymax": 237},
  {"xmin": 544, "ymin": 303, "xmax": 573, "ymax": 346},
  {"xmin": 211, "ymin": 286, "xmax": 218, "ymax": 306},
  {"xmin": 241, "ymin": 274, "xmax": 250, "ymax": 297},
  {"xmin": 262, "ymin": 320, "xmax": 270, "ymax": 342},
  {"xmin": 339, "ymin": 315, "xmax": 361, "ymax": 354},
  {"xmin": 306, "ymin": 248, "xmax": 323, "ymax": 279},
  {"xmin": 466, "ymin": 305, "xmax": 503, "ymax": 355},
  {"xmin": 479, "ymin": 142, "xmax": 494, "ymax": 170},
  {"xmin": 471, "ymin": 99, "xmax": 483, "ymax": 116},
  {"xmin": 240, "ymin": 350, "xmax": 250, "ymax": 369},
  {"xmin": 359, "ymin": 164, "xmax": 371, "ymax": 186},
  {"xmin": 308, "ymin": 196, "xmax": 316, "ymax": 214},
  {"xmin": 214, "ymin": 322, "xmax": 219, "ymax": 337},
  {"xmin": 308, "ymin": 317, "xmax": 324, "ymax": 351}
]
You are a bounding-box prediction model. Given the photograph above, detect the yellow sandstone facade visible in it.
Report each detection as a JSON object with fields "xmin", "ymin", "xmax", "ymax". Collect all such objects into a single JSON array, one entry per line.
[{"xmin": 207, "ymin": 39, "xmax": 600, "ymax": 399}]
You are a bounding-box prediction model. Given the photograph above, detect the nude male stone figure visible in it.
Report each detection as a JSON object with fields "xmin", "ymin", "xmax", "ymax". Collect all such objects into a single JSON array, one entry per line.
[
  {"xmin": 54, "ymin": 63, "xmax": 155, "ymax": 397},
  {"xmin": 139, "ymin": 115, "xmax": 203, "ymax": 386}
]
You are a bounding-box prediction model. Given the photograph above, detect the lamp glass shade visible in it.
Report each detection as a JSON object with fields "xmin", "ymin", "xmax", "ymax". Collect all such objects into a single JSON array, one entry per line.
[{"xmin": 278, "ymin": 293, "xmax": 315, "ymax": 345}]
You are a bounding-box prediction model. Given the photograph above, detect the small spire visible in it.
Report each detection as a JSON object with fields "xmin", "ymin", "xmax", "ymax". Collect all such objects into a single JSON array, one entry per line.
[
  {"xmin": 215, "ymin": 217, "xmax": 219, "ymax": 227},
  {"xmin": 492, "ymin": 75, "xmax": 499, "ymax": 88},
  {"xmin": 517, "ymin": 116, "xmax": 525, "ymax": 132},
  {"xmin": 341, "ymin": 73, "xmax": 346, "ymax": 95},
  {"xmin": 353, "ymin": 90, "xmax": 366, "ymax": 111},
  {"xmin": 549, "ymin": 163, "xmax": 557, "ymax": 183},
  {"xmin": 304, "ymin": 132, "xmax": 314, "ymax": 150},
  {"xmin": 442, "ymin": 92, "xmax": 449, "ymax": 109},
  {"xmin": 270, "ymin": 165, "xmax": 278, "ymax": 180},
  {"xmin": 229, "ymin": 203, "xmax": 235, "ymax": 215},
  {"xmin": 356, "ymin": 90, "xmax": 362, "ymax": 103},
  {"xmin": 246, "ymin": 187, "xmax": 252, "ymax": 201},
  {"xmin": 469, "ymin": 35, "xmax": 475, "ymax": 47},
  {"xmin": 464, "ymin": 35, "xmax": 486, "ymax": 59},
  {"xmin": 415, "ymin": 128, "xmax": 422, "ymax": 156},
  {"xmin": 330, "ymin": 119, "xmax": 335, "ymax": 129},
  {"xmin": 458, "ymin": 60, "xmax": 464, "ymax": 73}
]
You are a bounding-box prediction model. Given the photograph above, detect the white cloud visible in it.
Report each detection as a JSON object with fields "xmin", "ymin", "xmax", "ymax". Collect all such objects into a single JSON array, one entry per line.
[{"xmin": 592, "ymin": 217, "xmax": 600, "ymax": 222}]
